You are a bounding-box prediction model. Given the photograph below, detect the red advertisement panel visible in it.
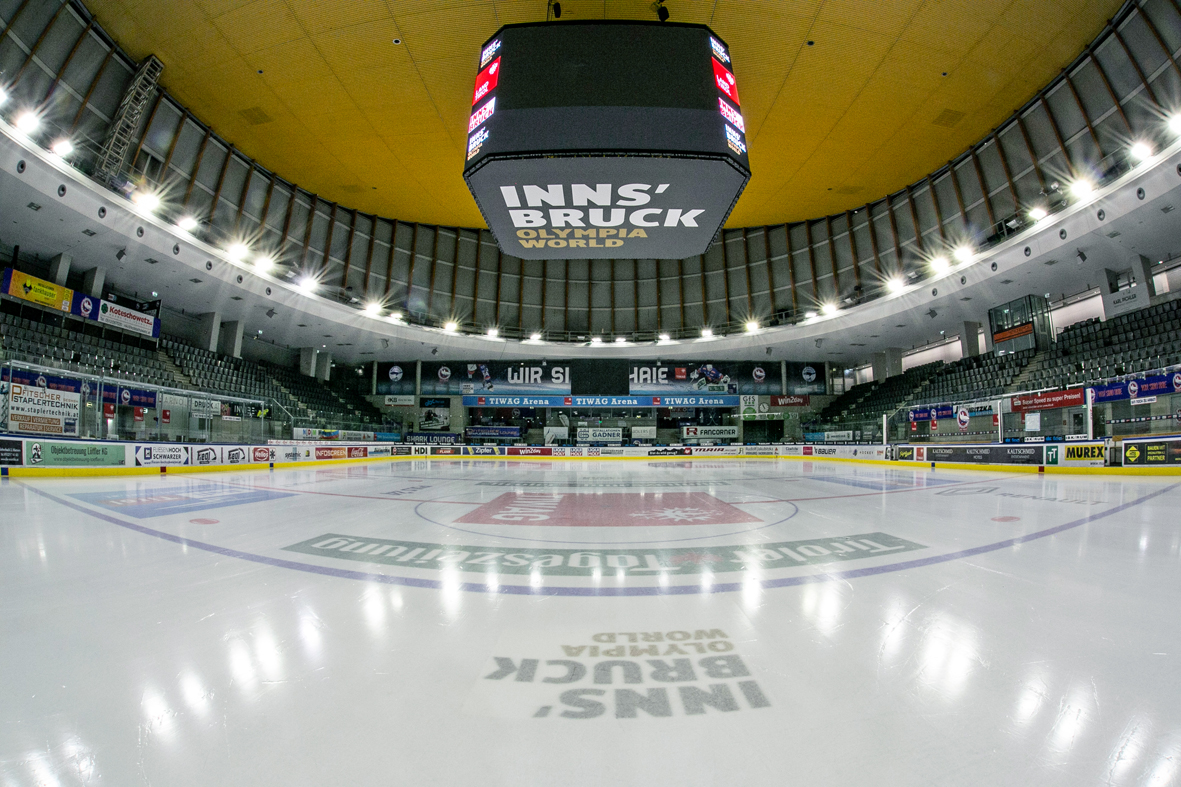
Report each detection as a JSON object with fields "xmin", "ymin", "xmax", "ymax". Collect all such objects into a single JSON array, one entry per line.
[
  {"xmin": 472, "ymin": 57, "xmax": 501, "ymax": 105},
  {"xmin": 1010, "ymin": 388, "xmax": 1086, "ymax": 412},
  {"xmin": 347, "ymin": 446, "xmax": 368, "ymax": 458},
  {"xmin": 507, "ymin": 447, "xmax": 552, "ymax": 456},
  {"xmin": 711, "ymin": 57, "xmax": 739, "ymax": 105}
]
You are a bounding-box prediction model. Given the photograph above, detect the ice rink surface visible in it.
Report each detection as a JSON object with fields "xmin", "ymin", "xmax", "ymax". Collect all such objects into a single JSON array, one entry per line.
[{"xmin": 1, "ymin": 458, "xmax": 1179, "ymax": 786}]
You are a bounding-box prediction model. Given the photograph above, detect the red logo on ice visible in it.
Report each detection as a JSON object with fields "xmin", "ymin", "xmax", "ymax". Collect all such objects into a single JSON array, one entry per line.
[
  {"xmin": 711, "ymin": 58, "xmax": 739, "ymax": 105},
  {"xmin": 454, "ymin": 492, "xmax": 761, "ymax": 527}
]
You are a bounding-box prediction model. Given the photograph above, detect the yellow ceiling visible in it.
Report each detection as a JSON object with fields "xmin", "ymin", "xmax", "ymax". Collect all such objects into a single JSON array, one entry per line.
[{"xmin": 87, "ymin": 0, "xmax": 1122, "ymax": 229}]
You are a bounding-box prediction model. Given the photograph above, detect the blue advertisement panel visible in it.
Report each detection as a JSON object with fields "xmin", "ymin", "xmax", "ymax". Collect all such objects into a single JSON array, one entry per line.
[
  {"xmin": 1090, "ymin": 372, "xmax": 1181, "ymax": 404},
  {"xmin": 101, "ymin": 386, "xmax": 158, "ymax": 408},
  {"xmin": 2, "ymin": 369, "xmax": 86, "ymax": 394}
]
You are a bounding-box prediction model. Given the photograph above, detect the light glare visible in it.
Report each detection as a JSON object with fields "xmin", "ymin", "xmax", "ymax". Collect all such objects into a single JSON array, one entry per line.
[
  {"xmin": 1130, "ymin": 141, "xmax": 1152, "ymax": 161},
  {"xmin": 821, "ymin": 303, "xmax": 837, "ymax": 315},
  {"xmin": 745, "ymin": 320, "xmax": 759, "ymax": 333},
  {"xmin": 1070, "ymin": 179, "xmax": 1094, "ymax": 197},
  {"xmin": 443, "ymin": 321, "xmax": 458, "ymax": 332},
  {"xmin": 953, "ymin": 246, "xmax": 973, "ymax": 263},
  {"xmin": 298, "ymin": 276, "xmax": 318, "ymax": 294},
  {"xmin": 51, "ymin": 139, "xmax": 73, "ymax": 157},
  {"xmin": 132, "ymin": 191, "xmax": 161, "ymax": 213},
  {"xmin": 254, "ymin": 255, "xmax": 274, "ymax": 272},
  {"xmin": 1028, "ymin": 206, "xmax": 1047, "ymax": 221},
  {"xmin": 887, "ymin": 277, "xmax": 905, "ymax": 293},
  {"xmin": 177, "ymin": 216, "xmax": 199, "ymax": 231},
  {"xmin": 14, "ymin": 112, "xmax": 39, "ymax": 134},
  {"xmin": 226, "ymin": 243, "xmax": 249, "ymax": 262},
  {"xmin": 700, "ymin": 327, "xmax": 713, "ymax": 338}
]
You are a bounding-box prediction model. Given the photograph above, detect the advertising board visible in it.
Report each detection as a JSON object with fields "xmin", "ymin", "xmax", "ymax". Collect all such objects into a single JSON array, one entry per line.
[
  {"xmin": 900, "ymin": 444, "xmax": 1045, "ymax": 465},
  {"xmin": 467, "ymin": 426, "xmax": 521, "ymax": 439},
  {"xmin": 576, "ymin": 427, "xmax": 623, "ymax": 442},
  {"xmin": 2, "ymin": 269, "xmax": 73, "ymax": 312},
  {"xmin": 681, "ymin": 425, "xmax": 739, "ymax": 439},
  {"xmin": 134, "ymin": 445, "xmax": 190, "ymax": 467},
  {"xmin": 8, "ymin": 384, "xmax": 79, "ymax": 436},
  {"xmin": 1123, "ymin": 436, "xmax": 1181, "ymax": 465},
  {"xmin": 25, "ymin": 440, "xmax": 127, "ymax": 467},
  {"xmin": 0, "ymin": 438, "xmax": 23, "ymax": 465}
]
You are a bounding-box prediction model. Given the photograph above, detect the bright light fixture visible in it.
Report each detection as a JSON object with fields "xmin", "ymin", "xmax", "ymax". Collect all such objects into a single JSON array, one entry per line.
[
  {"xmin": 887, "ymin": 277, "xmax": 905, "ymax": 293},
  {"xmin": 1028, "ymin": 206, "xmax": 1048, "ymax": 221},
  {"xmin": 0, "ymin": 86, "xmax": 8, "ymax": 106},
  {"xmin": 226, "ymin": 243, "xmax": 249, "ymax": 262},
  {"xmin": 50, "ymin": 139, "xmax": 73, "ymax": 157},
  {"xmin": 590, "ymin": 336, "xmax": 602, "ymax": 344},
  {"xmin": 1069, "ymin": 179, "xmax": 1094, "ymax": 198},
  {"xmin": 658, "ymin": 333, "xmax": 671, "ymax": 342},
  {"xmin": 132, "ymin": 191, "xmax": 160, "ymax": 213},
  {"xmin": 14, "ymin": 112, "xmax": 39, "ymax": 134},
  {"xmin": 363, "ymin": 301, "xmax": 382, "ymax": 317},
  {"xmin": 1170, "ymin": 114, "xmax": 1181, "ymax": 135},
  {"xmin": 930, "ymin": 255, "xmax": 950, "ymax": 272},
  {"xmin": 177, "ymin": 216, "xmax": 199, "ymax": 232},
  {"xmin": 953, "ymin": 246, "xmax": 974, "ymax": 263},
  {"xmin": 387, "ymin": 311, "xmax": 403, "ymax": 322},
  {"xmin": 443, "ymin": 321, "xmax": 458, "ymax": 332},
  {"xmin": 745, "ymin": 320, "xmax": 759, "ymax": 333},
  {"xmin": 487, "ymin": 327, "xmax": 499, "ymax": 338},
  {"xmin": 1130, "ymin": 141, "xmax": 1152, "ymax": 162},
  {"xmin": 529, "ymin": 332, "xmax": 542, "ymax": 341},
  {"xmin": 821, "ymin": 303, "xmax": 837, "ymax": 315},
  {"xmin": 254, "ymin": 255, "xmax": 275, "ymax": 272},
  {"xmin": 804, "ymin": 311, "xmax": 818, "ymax": 319},
  {"xmin": 614, "ymin": 336, "xmax": 627, "ymax": 343},
  {"xmin": 298, "ymin": 276, "xmax": 318, "ymax": 294},
  {"xmin": 700, "ymin": 327, "xmax": 713, "ymax": 338}
]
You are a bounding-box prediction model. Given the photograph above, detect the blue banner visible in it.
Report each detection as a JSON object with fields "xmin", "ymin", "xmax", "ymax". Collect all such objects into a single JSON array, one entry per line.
[
  {"xmin": 373, "ymin": 432, "xmax": 403, "ymax": 442},
  {"xmin": 466, "ymin": 425, "xmax": 521, "ymax": 439},
  {"xmin": 462, "ymin": 394, "xmax": 741, "ymax": 408},
  {"xmin": 1090, "ymin": 371, "xmax": 1181, "ymax": 404},
  {"xmin": 2, "ymin": 368, "xmax": 86, "ymax": 394},
  {"xmin": 101, "ymin": 386, "xmax": 157, "ymax": 408}
]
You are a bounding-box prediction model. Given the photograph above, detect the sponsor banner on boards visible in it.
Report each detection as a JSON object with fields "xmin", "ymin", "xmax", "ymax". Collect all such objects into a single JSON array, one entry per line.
[
  {"xmin": 1043, "ymin": 443, "xmax": 1105, "ymax": 467},
  {"xmin": 900, "ymin": 444, "xmax": 1045, "ymax": 465},
  {"xmin": 0, "ymin": 438, "xmax": 23, "ymax": 465},
  {"xmin": 134, "ymin": 445, "xmax": 190, "ymax": 467},
  {"xmin": 1090, "ymin": 372, "xmax": 1181, "ymax": 404},
  {"xmin": 770, "ymin": 395, "xmax": 810, "ymax": 407},
  {"xmin": 631, "ymin": 426, "xmax": 657, "ymax": 439},
  {"xmin": 405, "ymin": 432, "xmax": 462, "ymax": 444},
  {"xmin": 1123, "ymin": 436, "xmax": 1181, "ymax": 465},
  {"xmin": 25, "ymin": 440, "xmax": 126, "ymax": 467},
  {"xmin": 462, "ymin": 394, "xmax": 742, "ymax": 408}
]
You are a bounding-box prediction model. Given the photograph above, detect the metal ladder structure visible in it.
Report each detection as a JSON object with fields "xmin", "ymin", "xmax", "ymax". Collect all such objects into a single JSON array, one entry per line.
[{"xmin": 93, "ymin": 55, "xmax": 164, "ymax": 184}]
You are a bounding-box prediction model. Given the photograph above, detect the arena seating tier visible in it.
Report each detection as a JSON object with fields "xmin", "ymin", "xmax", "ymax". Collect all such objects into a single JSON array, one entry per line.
[{"xmin": 0, "ymin": 313, "xmax": 173, "ymax": 387}]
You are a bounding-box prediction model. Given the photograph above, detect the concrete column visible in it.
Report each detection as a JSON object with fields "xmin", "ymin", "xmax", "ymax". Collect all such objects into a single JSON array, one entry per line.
[
  {"xmin": 299, "ymin": 347, "xmax": 318, "ymax": 377},
  {"xmin": 81, "ymin": 267, "xmax": 104, "ymax": 298},
  {"xmin": 1130, "ymin": 253, "xmax": 1157, "ymax": 296},
  {"xmin": 316, "ymin": 352, "xmax": 332, "ymax": 382},
  {"xmin": 218, "ymin": 320, "xmax": 243, "ymax": 359},
  {"xmin": 872, "ymin": 348, "xmax": 903, "ymax": 381},
  {"xmin": 196, "ymin": 312, "xmax": 220, "ymax": 353},
  {"xmin": 47, "ymin": 253, "xmax": 72, "ymax": 286},
  {"xmin": 961, "ymin": 321, "xmax": 981, "ymax": 357}
]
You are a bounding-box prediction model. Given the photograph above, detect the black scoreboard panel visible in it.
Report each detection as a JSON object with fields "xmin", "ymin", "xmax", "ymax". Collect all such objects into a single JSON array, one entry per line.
[{"xmin": 464, "ymin": 22, "xmax": 750, "ymax": 260}]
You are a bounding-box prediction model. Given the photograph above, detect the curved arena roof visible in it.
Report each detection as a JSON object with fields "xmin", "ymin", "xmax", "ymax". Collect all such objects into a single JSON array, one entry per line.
[{"xmin": 86, "ymin": 0, "xmax": 1123, "ymax": 228}]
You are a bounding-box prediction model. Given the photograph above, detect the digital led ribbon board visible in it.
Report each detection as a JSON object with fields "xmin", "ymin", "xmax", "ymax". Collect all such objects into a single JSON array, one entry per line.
[{"xmin": 463, "ymin": 22, "xmax": 751, "ymax": 260}]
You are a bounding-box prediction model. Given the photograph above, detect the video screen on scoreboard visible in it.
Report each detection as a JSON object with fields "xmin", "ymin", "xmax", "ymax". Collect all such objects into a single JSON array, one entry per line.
[
  {"xmin": 463, "ymin": 22, "xmax": 749, "ymax": 259},
  {"xmin": 464, "ymin": 22, "xmax": 748, "ymax": 171}
]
